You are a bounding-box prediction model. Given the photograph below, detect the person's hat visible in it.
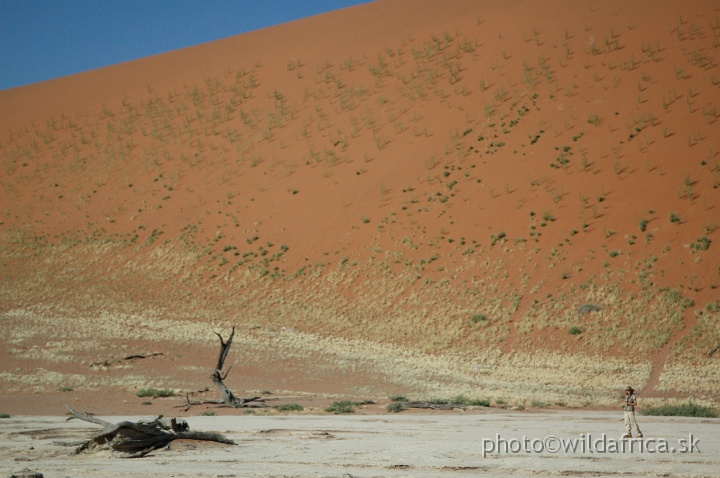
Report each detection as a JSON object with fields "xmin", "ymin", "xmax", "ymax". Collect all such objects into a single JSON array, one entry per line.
[{"xmin": 624, "ymin": 385, "xmax": 634, "ymax": 391}]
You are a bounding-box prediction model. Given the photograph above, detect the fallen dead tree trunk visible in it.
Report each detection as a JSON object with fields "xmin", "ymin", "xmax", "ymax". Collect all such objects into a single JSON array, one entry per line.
[
  {"xmin": 181, "ymin": 394, "xmax": 266, "ymax": 410},
  {"xmin": 180, "ymin": 327, "xmax": 268, "ymax": 410},
  {"xmin": 66, "ymin": 406, "xmax": 235, "ymax": 458},
  {"xmin": 400, "ymin": 401, "xmax": 466, "ymax": 410},
  {"xmin": 91, "ymin": 352, "xmax": 164, "ymax": 368},
  {"xmin": 123, "ymin": 352, "xmax": 164, "ymax": 360}
]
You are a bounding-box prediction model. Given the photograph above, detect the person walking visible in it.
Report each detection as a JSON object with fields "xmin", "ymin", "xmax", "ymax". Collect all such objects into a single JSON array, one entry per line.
[{"xmin": 622, "ymin": 385, "xmax": 643, "ymax": 438}]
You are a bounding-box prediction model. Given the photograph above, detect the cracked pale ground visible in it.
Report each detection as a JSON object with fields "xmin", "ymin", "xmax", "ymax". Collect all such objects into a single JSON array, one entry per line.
[{"xmin": 2, "ymin": 412, "xmax": 719, "ymax": 477}]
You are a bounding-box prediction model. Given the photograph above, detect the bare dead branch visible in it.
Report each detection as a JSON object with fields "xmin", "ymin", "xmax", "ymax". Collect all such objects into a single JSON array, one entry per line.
[
  {"xmin": 90, "ymin": 352, "xmax": 164, "ymax": 368},
  {"xmin": 123, "ymin": 352, "xmax": 164, "ymax": 360},
  {"xmin": 214, "ymin": 327, "xmax": 235, "ymax": 373},
  {"xmin": 400, "ymin": 401, "xmax": 466, "ymax": 410}
]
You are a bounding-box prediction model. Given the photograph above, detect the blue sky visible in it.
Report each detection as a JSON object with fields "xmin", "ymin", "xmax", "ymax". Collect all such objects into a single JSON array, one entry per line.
[{"xmin": 0, "ymin": 1, "xmax": 370, "ymax": 91}]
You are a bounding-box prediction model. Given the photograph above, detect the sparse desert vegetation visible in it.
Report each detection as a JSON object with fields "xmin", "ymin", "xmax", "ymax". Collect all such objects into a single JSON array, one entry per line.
[
  {"xmin": 1, "ymin": 0, "xmax": 719, "ymax": 414},
  {"xmin": 136, "ymin": 388, "xmax": 175, "ymax": 398},
  {"xmin": 325, "ymin": 400, "xmax": 374, "ymax": 414},
  {"xmin": 641, "ymin": 402, "xmax": 718, "ymax": 418}
]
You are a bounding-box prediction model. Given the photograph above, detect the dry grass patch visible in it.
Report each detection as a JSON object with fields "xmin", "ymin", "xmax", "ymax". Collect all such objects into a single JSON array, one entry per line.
[
  {"xmin": 0, "ymin": 306, "xmax": 660, "ymax": 406},
  {"xmin": 668, "ymin": 306, "xmax": 720, "ymax": 363}
]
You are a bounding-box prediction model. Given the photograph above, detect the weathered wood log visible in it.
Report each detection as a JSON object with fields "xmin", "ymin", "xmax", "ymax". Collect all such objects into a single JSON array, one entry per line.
[
  {"xmin": 66, "ymin": 406, "xmax": 235, "ymax": 458},
  {"xmin": 123, "ymin": 352, "xmax": 164, "ymax": 360},
  {"xmin": 180, "ymin": 394, "xmax": 265, "ymax": 409},
  {"xmin": 10, "ymin": 469, "xmax": 44, "ymax": 478},
  {"xmin": 90, "ymin": 352, "xmax": 163, "ymax": 368},
  {"xmin": 401, "ymin": 401, "xmax": 466, "ymax": 410}
]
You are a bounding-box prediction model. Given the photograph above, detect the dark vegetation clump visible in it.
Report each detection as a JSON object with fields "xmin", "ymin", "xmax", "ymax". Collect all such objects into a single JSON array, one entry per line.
[{"xmin": 641, "ymin": 403, "xmax": 717, "ymax": 418}]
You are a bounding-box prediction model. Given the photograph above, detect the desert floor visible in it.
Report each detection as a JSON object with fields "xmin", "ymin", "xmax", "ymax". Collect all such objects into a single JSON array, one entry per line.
[{"xmin": 2, "ymin": 410, "xmax": 718, "ymax": 478}]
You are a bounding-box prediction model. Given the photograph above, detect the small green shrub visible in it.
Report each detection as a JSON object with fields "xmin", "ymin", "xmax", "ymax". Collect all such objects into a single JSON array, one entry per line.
[
  {"xmin": 59, "ymin": 386, "xmax": 74, "ymax": 392},
  {"xmin": 451, "ymin": 395, "xmax": 476, "ymax": 406},
  {"xmin": 426, "ymin": 396, "xmax": 490, "ymax": 407},
  {"xmin": 324, "ymin": 400, "xmax": 372, "ymax": 414},
  {"xmin": 389, "ymin": 395, "xmax": 407, "ymax": 402},
  {"xmin": 490, "ymin": 231, "xmax": 506, "ymax": 246},
  {"xmin": 690, "ymin": 236, "xmax": 711, "ymax": 252},
  {"xmin": 387, "ymin": 402, "xmax": 406, "ymax": 413},
  {"xmin": 706, "ymin": 301, "xmax": 720, "ymax": 313},
  {"xmin": 670, "ymin": 212, "xmax": 681, "ymax": 223},
  {"xmin": 325, "ymin": 401, "xmax": 357, "ymax": 414},
  {"xmin": 531, "ymin": 400, "xmax": 549, "ymax": 408},
  {"xmin": 201, "ymin": 411, "xmax": 216, "ymax": 416},
  {"xmin": 470, "ymin": 314, "xmax": 488, "ymax": 323},
  {"xmin": 641, "ymin": 403, "xmax": 717, "ymax": 418},
  {"xmin": 136, "ymin": 388, "xmax": 175, "ymax": 398},
  {"xmin": 0, "ymin": 413, "xmax": 10, "ymax": 418},
  {"xmin": 277, "ymin": 403, "xmax": 304, "ymax": 412},
  {"xmin": 577, "ymin": 304, "xmax": 602, "ymax": 315},
  {"xmin": 467, "ymin": 399, "xmax": 490, "ymax": 407},
  {"xmin": 661, "ymin": 288, "xmax": 694, "ymax": 310},
  {"xmin": 568, "ymin": 326, "xmax": 583, "ymax": 335}
]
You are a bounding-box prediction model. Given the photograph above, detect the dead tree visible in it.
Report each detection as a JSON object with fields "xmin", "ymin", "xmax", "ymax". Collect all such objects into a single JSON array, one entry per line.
[
  {"xmin": 211, "ymin": 327, "xmax": 241, "ymax": 405},
  {"xmin": 180, "ymin": 327, "xmax": 267, "ymax": 410},
  {"xmin": 66, "ymin": 406, "xmax": 235, "ymax": 458},
  {"xmin": 399, "ymin": 401, "xmax": 467, "ymax": 411}
]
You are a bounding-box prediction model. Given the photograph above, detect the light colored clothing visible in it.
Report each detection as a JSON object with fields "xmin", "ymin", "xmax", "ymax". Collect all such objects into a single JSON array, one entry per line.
[
  {"xmin": 624, "ymin": 393, "xmax": 636, "ymax": 412},
  {"xmin": 624, "ymin": 409, "xmax": 641, "ymax": 435},
  {"xmin": 624, "ymin": 393, "xmax": 642, "ymax": 436}
]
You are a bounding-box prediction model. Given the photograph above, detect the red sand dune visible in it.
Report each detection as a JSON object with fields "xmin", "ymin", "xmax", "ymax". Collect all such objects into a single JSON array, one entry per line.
[{"xmin": 1, "ymin": 0, "xmax": 719, "ymax": 414}]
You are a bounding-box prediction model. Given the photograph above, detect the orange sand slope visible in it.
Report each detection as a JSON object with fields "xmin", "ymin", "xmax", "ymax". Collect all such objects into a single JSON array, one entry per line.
[{"xmin": 1, "ymin": 0, "xmax": 719, "ymax": 414}]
